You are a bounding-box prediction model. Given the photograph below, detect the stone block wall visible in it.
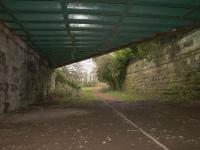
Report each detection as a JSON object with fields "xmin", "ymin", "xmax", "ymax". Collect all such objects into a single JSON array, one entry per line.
[
  {"xmin": 0, "ymin": 22, "xmax": 54, "ymax": 113},
  {"xmin": 123, "ymin": 28, "xmax": 200, "ymax": 100}
]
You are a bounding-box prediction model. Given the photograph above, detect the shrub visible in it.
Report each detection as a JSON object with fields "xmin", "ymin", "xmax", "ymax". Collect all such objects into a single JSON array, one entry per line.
[
  {"xmin": 96, "ymin": 48, "xmax": 133, "ymax": 90},
  {"xmin": 55, "ymin": 70, "xmax": 81, "ymax": 90}
]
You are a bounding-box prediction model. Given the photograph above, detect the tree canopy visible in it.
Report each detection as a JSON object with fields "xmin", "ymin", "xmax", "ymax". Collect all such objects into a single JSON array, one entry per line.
[{"xmin": 96, "ymin": 48, "xmax": 133, "ymax": 90}]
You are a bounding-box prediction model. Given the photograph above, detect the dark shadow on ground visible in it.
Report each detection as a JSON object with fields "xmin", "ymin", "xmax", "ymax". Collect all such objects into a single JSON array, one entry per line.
[{"xmin": 0, "ymin": 89, "xmax": 200, "ymax": 150}]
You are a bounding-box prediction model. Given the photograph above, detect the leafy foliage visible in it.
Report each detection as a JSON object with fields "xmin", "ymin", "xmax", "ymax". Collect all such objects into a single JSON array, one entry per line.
[
  {"xmin": 97, "ymin": 58, "xmax": 115, "ymax": 89},
  {"xmin": 55, "ymin": 70, "xmax": 81, "ymax": 90},
  {"xmin": 96, "ymin": 36, "xmax": 175, "ymax": 90},
  {"xmin": 131, "ymin": 37, "xmax": 175, "ymax": 61},
  {"xmin": 96, "ymin": 48, "xmax": 133, "ymax": 90}
]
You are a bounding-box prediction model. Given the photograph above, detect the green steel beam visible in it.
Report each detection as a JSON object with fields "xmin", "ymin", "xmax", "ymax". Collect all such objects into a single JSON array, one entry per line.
[
  {"xmin": 4, "ymin": 19, "xmax": 191, "ymax": 28},
  {"xmin": 104, "ymin": 0, "xmax": 133, "ymax": 49},
  {"xmin": 60, "ymin": 0, "xmax": 76, "ymax": 62},
  {"xmin": 5, "ymin": 20, "xmax": 65, "ymax": 23},
  {"xmin": 13, "ymin": 24, "xmax": 175, "ymax": 32},
  {"xmin": 182, "ymin": 2, "xmax": 200, "ymax": 18},
  {"xmin": 10, "ymin": 0, "xmax": 199, "ymax": 8},
  {"xmin": 0, "ymin": 0, "xmax": 199, "ymax": 67},
  {"xmin": 3, "ymin": 10, "xmax": 197, "ymax": 20},
  {"xmin": 0, "ymin": 0, "xmax": 35, "ymax": 47}
]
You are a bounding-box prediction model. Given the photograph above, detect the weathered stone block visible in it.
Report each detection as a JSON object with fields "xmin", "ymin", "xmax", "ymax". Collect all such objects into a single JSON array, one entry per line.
[
  {"xmin": 123, "ymin": 28, "xmax": 200, "ymax": 100},
  {"xmin": 0, "ymin": 22, "xmax": 55, "ymax": 113},
  {"xmin": 0, "ymin": 51, "xmax": 6, "ymax": 65}
]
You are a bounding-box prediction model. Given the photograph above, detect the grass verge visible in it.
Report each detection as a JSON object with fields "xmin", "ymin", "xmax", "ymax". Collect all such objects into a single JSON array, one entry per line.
[
  {"xmin": 106, "ymin": 90, "xmax": 148, "ymax": 102},
  {"xmin": 45, "ymin": 87, "xmax": 98, "ymax": 106}
]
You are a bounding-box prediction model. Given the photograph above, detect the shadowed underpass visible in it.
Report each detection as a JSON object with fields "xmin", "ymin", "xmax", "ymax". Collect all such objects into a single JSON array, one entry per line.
[
  {"xmin": 0, "ymin": 1, "xmax": 200, "ymax": 150},
  {"xmin": 0, "ymin": 88, "xmax": 200, "ymax": 150}
]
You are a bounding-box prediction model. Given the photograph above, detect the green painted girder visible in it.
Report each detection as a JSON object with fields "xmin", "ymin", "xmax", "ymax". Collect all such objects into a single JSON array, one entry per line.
[
  {"xmin": 0, "ymin": 0, "xmax": 200, "ymax": 67},
  {"xmin": 3, "ymin": 15, "xmax": 192, "ymax": 26},
  {"xmin": 3, "ymin": 18, "xmax": 191, "ymax": 29}
]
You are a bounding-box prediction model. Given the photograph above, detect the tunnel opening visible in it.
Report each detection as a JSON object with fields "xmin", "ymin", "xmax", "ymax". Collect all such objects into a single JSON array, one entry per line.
[{"xmin": 0, "ymin": 0, "xmax": 200, "ymax": 149}]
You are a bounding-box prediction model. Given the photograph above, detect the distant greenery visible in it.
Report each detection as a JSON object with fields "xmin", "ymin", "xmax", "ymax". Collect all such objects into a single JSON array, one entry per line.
[
  {"xmin": 131, "ymin": 36, "xmax": 176, "ymax": 61},
  {"xmin": 79, "ymin": 87, "xmax": 98, "ymax": 102},
  {"xmin": 55, "ymin": 69, "xmax": 81, "ymax": 90},
  {"xmin": 81, "ymin": 87, "xmax": 96, "ymax": 93},
  {"xmin": 51, "ymin": 87, "xmax": 98, "ymax": 106},
  {"xmin": 96, "ymin": 36, "xmax": 175, "ymax": 90},
  {"xmin": 97, "ymin": 48, "xmax": 133, "ymax": 90},
  {"xmin": 106, "ymin": 90, "xmax": 147, "ymax": 102}
]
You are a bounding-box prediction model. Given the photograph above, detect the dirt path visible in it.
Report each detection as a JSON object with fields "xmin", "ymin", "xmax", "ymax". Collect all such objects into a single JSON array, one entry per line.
[
  {"xmin": 0, "ymin": 90, "xmax": 200, "ymax": 150},
  {"xmin": 96, "ymin": 91, "xmax": 200, "ymax": 150}
]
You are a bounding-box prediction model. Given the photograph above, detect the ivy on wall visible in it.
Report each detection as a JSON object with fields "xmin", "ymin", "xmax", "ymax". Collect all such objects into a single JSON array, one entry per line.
[
  {"xmin": 96, "ymin": 48, "xmax": 133, "ymax": 90},
  {"xmin": 96, "ymin": 35, "xmax": 179, "ymax": 90}
]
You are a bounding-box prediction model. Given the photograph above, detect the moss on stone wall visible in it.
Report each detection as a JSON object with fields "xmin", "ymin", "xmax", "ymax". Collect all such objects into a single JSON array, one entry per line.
[
  {"xmin": 0, "ymin": 22, "xmax": 55, "ymax": 113},
  {"xmin": 123, "ymin": 28, "xmax": 200, "ymax": 102}
]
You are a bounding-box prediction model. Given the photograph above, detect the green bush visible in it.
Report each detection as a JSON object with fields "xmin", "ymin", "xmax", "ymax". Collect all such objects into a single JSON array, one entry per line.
[
  {"xmin": 131, "ymin": 36, "xmax": 176, "ymax": 61},
  {"xmin": 97, "ymin": 48, "xmax": 133, "ymax": 90},
  {"xmin": 96, "ymin": 36, "xmax": 174, "ymax": 90},
  {"xmin": 55, "ymin": 70, "xmax": 81, "ymax": 90}
]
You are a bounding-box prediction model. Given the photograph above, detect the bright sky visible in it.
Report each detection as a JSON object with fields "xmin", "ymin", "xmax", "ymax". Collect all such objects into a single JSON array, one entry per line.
[
  {"xmin": 80, "ymin": 59, "xmax": 96, "ymax": 74},
  {"xmin": 66, "ymin": 58, "xmax": 96, "ymax": 76}
]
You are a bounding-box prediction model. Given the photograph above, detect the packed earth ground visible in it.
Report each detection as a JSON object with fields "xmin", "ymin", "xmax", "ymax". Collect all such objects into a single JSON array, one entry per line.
[{"xmin": 0, "ymin": 88, "xmax": 200, "ymax": 150}]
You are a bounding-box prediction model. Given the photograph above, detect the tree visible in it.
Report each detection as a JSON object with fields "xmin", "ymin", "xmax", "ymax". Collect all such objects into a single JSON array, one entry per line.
[{"xmin": 96, "ymin": 48, "xmax": 133, "ymax": 90}]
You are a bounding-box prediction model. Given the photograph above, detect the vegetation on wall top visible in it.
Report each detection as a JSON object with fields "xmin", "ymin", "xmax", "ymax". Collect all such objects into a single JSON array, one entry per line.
[
  {"xmin": 55, "ymin": 69, "xmax": 81, "ymax": 90},
  {"xmin": 96, "ymin": 48, "xmax": 133, "ymax": 90},
  {"xmin": 96, "ymin": 35, "xmax": 177, "ymax": 90}
]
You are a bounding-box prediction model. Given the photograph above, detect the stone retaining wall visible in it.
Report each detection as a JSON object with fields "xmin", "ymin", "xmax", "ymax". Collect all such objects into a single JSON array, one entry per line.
[
  {"xmin": 123, "ymin": 28, "xmax": 200, "ymax": 100},
  {"xmin": 0, "ymin": 22, "xmax": 54, "ymax": 113}
]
